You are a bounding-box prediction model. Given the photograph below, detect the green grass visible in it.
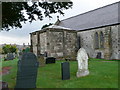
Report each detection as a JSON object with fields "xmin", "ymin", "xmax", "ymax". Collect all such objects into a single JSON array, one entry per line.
[
  {"xmin": 1, "ymin": 58, "xmax": 118, "ymax": 88},
  {"xmin": 1, "ymin": 58, "xmax": 18, "ymax": 87}
]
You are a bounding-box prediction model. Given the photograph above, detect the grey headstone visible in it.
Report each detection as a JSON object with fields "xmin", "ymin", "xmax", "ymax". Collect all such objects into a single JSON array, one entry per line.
[
  {"xmin": 15, "ymin": 52, "xmax": 39, "ymax": 88},
  {"xmin": 61, "ymin": 62, "xmax": 70, "ymax": 80},
  {"xmin": 46, "ymin": 57, "xmax": 56, "ymax": 64},
  {"xmin": 6, "ymin": 53, "xmax": 14, "ymax": 60}
]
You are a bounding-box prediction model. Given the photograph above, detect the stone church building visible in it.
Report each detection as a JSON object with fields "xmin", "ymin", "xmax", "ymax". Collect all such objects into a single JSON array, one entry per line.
[{"xmin": 30, "ymin": 2, "xmax": 120, "ymax": 60}]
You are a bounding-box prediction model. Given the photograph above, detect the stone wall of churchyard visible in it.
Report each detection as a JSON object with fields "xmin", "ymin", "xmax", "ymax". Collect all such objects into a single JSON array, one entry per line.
[{"xmin": 77, "ymin": 24, "xmax": 119, "ymax": 60}]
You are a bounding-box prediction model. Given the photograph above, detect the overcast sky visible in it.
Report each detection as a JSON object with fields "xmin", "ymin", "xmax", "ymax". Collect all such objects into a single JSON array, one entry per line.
[{"xmin": 0, "ymin": 0, "xmax": 120, "ymax": 45}]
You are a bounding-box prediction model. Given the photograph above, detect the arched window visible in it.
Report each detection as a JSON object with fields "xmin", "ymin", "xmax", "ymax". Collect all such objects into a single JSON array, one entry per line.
[
  {"xmin": 77, "ymin": 36, "xmax": 81, "ymax": 50},
  {"xmin": 100, "ymin": 32, "xmax": 104, "ymax": 48},
  {"xmin": 94, "ymin": 32, "xmax": 99, "ymax": 49}
]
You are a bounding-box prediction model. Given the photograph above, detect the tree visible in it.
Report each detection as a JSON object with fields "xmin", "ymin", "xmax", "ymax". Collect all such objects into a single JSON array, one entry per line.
[
  {"xmin": 2, "ymin": 44, "xmax": 17, "ymax": 54},
  {"xmin": 0, "ymin": 48, "xmax": 3, "ymax": 54},
  {"xmin": 10, "ymin": 45, "xmax": 18, "ymax": 53},
  {"xmin": 2, "ymin": 1, "xmax": 73, "ymax": 31}
]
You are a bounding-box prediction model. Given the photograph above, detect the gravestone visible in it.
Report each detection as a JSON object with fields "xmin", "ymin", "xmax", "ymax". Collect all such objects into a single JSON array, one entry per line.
[
  {"xmin": 61, "ymin": 62, "xmax": 70, "ymax": 80},
  {"xmin": 15, "ymin": 52, "xmax": 39, "ymax": 88},
  {"xmin": 76, "ymin": 48, "xmax": 89, "ymax": 77},
  {"xmin": 46, "ymin": 57, "xmax": 56, "ymax": 64},
  {"xmin": 6, "ymin": 53, "xmax": 14, "ymax": 60},
  {"xmin": 37, "ymin": 54, "xmax": 45, "ymax": 67},
  {"xmin": 96, "ymin": 52, "xmax": 101, "ymax": 59}
]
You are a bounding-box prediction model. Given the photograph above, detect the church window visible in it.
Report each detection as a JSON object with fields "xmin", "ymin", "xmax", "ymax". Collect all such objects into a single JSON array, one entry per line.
[
  {"xmin": 100, "ymin": 32, "xmax": 104, "ymax": 48},
  {"xmin": 94, "ymin": 32, "xmax": 99, "ymax": 49},
  {"xmin": 77, "ymin": 36, "xmax": 81, "ymax": 50}
]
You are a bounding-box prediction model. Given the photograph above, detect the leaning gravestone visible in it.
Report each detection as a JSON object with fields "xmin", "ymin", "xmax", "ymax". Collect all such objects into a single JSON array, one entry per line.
[
  {"xmin": 37, "ymin": 54, "xmax": 45, "ymax": 67},
  {"xmin": 15, "ymin": 52, "xmax": 39, "ymax": 88},
  {"xmin": 6, "ymin": 53, "xmax": 14, "ymax": 60},
  {"xmin": 61, "ymin": 62, "xmax": 70, "ymax": 80},
  {"xmin": 76, "ymin": 48, "xmax": 89, "ymax": 77}
]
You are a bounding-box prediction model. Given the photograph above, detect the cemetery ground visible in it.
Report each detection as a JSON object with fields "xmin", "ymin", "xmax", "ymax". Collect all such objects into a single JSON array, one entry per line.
[{"xmin": 1, "ymin": 58, "xmax": 118, "ymax": 88}]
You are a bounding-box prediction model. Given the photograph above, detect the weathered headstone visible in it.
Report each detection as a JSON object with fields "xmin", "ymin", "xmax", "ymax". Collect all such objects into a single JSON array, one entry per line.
[
  {"xmin": 6, "ymin": 53, "xmax": 14, "ymax": 60},
  {"xmin": 15, "ymin": 52, "xmax": 39, "ymax": 88},
  {"xmin": 76, "ymin": 48, "xmax": 89, "ymax": 77},
  {"xmin": 46, "ymin": 57, "xmax": 56, "ymax": 64},
  {"xmin": 61, "ymin": 62, "xmax": 70, "ymax": 80},
  {"xmin": 37, "ymin": 54, "xmax": 45, "ymax": 67}
]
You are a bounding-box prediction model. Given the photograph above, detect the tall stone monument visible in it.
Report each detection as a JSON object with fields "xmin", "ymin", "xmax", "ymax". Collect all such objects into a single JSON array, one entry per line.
[{"xmin": 76, "ymin": 48, "xmax": 89, "ymax": 77}]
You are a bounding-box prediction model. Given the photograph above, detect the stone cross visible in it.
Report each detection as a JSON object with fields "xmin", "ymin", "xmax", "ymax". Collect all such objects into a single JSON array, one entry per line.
[
  {"xmin": 76, "ymin": 48, "xmax": 89, "ymax": 77},
  {"xmin": 15, "ymin": 52, "xmax": 39, "ymax": 88}
]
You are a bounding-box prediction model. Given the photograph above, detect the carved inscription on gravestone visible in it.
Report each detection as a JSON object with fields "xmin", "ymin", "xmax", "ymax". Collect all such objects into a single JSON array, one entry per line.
[{"xmin": 15, "ymin": 52, "xmax": 39, "ymax": 88}]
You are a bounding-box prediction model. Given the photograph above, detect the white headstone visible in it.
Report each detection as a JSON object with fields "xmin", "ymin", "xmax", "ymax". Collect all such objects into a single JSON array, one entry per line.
[{"xmin": 76, "ymin": 48, "xmax": 89, "ymax": 77}]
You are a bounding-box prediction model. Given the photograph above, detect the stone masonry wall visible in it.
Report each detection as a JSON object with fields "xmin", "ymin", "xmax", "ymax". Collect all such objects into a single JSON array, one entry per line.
[
  {"xmin": 31, "ymin": 34, "xmax": 37, "ymax": 56},
  {"xmin": 118, "ymin": 25, "xmax": 120, "ymax": 59},
  {"xmin": 47, "ymin": 29, "xmax": 77, "ymax": 58},
  {"xmin": 47, "ymin": 30, "xmax": 64, "ymax": 57},
  {"xmin": 111, "ymin": 25, "xmax": 119, "ymax": 59},
  {"xmin": 39, "ymin": 32, "xmax": 47, "ymax": 54},
  {"xmin": 64, "ymin": 31, "xmax": 77, "ymax": 58},
  {"xmin": 31, "ymin": 24, "xmax": 119, "ymax": 60},
  {"xmin": 77, "ymin": 24, "xmax": 119, "ymax": 60}
]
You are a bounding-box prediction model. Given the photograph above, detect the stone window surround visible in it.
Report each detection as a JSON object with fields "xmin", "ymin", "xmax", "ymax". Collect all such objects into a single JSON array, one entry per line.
[{"xmin": 94, "ymin": 31, "xmax": 104, "ymax": 50}]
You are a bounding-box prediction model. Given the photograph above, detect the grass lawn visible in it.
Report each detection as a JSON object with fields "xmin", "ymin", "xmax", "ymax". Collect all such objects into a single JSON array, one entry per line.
[{"xmin": 1, "ymin": 58, "xmax": 118, "ymax": 88}]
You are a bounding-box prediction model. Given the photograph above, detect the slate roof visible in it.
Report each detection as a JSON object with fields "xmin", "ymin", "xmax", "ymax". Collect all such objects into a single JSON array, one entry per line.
[{"xmin": 57, "ymin": 1, "xmax": 120, "ymax": 31}]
